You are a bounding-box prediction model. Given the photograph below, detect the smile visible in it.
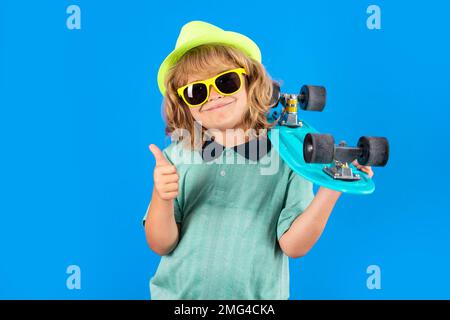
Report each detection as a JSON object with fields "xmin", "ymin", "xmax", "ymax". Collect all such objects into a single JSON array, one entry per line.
[{"xmin": 204, "ymin": 101, "xmax": 233, "ymax": 111}]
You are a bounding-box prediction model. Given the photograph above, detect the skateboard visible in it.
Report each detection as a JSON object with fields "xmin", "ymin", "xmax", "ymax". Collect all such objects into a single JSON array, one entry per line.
[{"xmin": 267, "ymin": 83, "xmax": 389, "ymax": 195}]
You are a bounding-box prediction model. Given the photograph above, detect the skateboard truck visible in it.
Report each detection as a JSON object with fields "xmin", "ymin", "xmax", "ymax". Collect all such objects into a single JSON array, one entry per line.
[
  {"xmin": 323, "ymin": 141, "xmax": 361, "ymax": 181},
  {"xmin": 303, "ymin": 134, "xmax": 389, "ymax": 181},
  {"xmin": 269, "ymin": 82, "xmax": 326, "ymax": 127},
  {"xmin": 323, "ymin": 161, "xmax": 361, "ymax": 181}
]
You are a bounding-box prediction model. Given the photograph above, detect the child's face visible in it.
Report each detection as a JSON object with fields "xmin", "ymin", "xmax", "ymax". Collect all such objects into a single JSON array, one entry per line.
[{"xmin": 186, "ymin": 69, "xmax": 248, "ymax": 131}]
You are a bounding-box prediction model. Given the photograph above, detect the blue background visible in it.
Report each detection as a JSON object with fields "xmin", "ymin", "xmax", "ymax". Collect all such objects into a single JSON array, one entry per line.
[{"xmin": 1, "ymin": 0, "xmax": 449, "ymax": 299}]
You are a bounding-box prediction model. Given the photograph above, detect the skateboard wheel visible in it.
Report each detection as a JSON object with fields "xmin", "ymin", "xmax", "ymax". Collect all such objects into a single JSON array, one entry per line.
[
  {"xmin": 303, "ymin": 133, "xmax": 335, "ymax": 163},
  {"xmin": 269, "ymin": 81, "xmax": 281, "ymax": 108},
  {"xmin": 357, "ymin": 136, "xmax": 389, "ymax": 166},
  {"xmin": 299, "ymin": 85, "xmax": 326, "ymax": 111}
]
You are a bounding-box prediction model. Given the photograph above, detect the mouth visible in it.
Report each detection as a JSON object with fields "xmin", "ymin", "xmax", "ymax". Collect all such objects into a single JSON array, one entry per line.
[{"xmin": 203, "ymin": 101, "xmax": 233, "ymax": 112}]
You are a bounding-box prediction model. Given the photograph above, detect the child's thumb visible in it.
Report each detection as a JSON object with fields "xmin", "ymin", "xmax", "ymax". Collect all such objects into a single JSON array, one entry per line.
[{"xmin": 149, "ymin": 144, "xmax": 169, "ymax": 166}]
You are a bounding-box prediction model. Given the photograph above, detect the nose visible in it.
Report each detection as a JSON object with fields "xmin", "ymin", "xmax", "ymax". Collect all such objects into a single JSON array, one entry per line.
[{"xmin": 208, "ymin": 84, "xmax": 223, "ymax": 101}]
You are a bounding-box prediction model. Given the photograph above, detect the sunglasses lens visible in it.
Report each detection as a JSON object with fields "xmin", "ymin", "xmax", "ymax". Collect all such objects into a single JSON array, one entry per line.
[
  {"xmin": 183, "ymin": 83, "xmax": 208, "ymax": 106},
  {"xmin": 215, "ymin": 72, "xmax": 242, "ymax": 94}
]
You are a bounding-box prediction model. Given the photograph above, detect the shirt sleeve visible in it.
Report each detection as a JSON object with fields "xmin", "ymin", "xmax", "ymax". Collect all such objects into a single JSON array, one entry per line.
[
  {"xmin": 142, "ymin": 144, "xmax": 183, "ymax": 226},
  {"xmin": 276, "ymin": 169, "xmax": 315, "ymax": 241}
]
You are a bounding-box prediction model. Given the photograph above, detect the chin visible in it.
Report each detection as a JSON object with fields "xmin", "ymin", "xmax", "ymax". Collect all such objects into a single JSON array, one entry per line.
[{"xmin": 198, "ymin": 108, "xmax": 247, "ymax": 131}]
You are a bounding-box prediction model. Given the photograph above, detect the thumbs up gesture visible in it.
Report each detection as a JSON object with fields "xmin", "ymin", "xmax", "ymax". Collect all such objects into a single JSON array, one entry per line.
[{"xmin": 149, "ymin": 144, "xmax": 179, "ymax": 201}]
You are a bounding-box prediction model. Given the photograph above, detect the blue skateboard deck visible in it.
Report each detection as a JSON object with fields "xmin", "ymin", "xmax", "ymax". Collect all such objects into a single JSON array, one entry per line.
[{"xmin": 268, "ymin": 121, "xmax": 375, "ymax": 194}]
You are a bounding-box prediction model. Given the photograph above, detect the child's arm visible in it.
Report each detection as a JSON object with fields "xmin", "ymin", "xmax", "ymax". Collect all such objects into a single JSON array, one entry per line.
[
  {"xmin": 144, "ymin": 144, "xmax": 180, "ymax": 256},
  {"xmin": 279, "ymin": 162, "xmax": 373, "ymax": 258},
  {"xmin": 278, "ymin": 187, "xmax": 341, "ymax": 258}
]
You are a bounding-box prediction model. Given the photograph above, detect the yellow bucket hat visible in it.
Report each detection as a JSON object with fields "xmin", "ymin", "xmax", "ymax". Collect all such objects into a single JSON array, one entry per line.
[{"xmin": 157, "ymin": 20, "xmax": 262, "ymax": 96}]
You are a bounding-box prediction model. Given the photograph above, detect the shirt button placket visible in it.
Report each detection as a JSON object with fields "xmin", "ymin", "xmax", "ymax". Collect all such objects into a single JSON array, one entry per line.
[
  {"xmin": 213, "ymin": 151, "xmax": 227, "ymax": 197},
  {"xmin": 220, "ymin": 150, "xmax": 227, "ymax": 178}
]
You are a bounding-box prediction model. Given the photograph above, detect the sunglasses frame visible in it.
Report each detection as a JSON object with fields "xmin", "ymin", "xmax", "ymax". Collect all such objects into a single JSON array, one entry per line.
[{"xmin": 176, "ymin": 67, "xmax": 247, "ymax": 108}]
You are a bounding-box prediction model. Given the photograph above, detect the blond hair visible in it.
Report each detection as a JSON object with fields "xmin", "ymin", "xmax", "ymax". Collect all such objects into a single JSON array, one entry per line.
[{"xmin": 162, "ymin": 44, "xmax": 276, "ymax": 150}]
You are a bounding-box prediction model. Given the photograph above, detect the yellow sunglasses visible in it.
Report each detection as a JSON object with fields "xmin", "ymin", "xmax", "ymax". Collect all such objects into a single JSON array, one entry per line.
[{"xmin": 176, "ymin": 67, "xmax": 247, "ymax": 108}]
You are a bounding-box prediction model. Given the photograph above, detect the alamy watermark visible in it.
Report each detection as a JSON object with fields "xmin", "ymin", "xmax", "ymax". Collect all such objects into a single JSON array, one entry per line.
[
  {"xmin": 66, "ymin": 5, "xmax": 81, "ymax": 30},
  {"xmin": 366, "ymin": 264, "xmax": 382, "ymax": 290},
  {"xmin": 167, "ymin": 121, "xmax": 280, "ymax": 175},
  {"xmin": 66, "ymin": 265, "xmax": 81, "ymax": 290},
  {"xmin": 366, "ymin": 5, "xmax": 381, "ymax": 30}
]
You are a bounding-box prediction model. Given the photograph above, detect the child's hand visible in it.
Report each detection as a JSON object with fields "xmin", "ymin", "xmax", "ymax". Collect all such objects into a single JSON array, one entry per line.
[
  {"xmin": 149, "ymin": 144, "xmax": 179, "ymax": 201},
  {"xmin": 352, "ymin": 159, "xmax": 374, "ymax": 178}
]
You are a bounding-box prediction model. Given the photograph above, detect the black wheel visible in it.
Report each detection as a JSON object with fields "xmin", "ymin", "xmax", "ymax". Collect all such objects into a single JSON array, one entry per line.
[
  {"xmin": 357, "ymin": 136, "xmax": 389, "ymax": 166},
  {"xmin": 299, "ymin": 85, "xmax": 326, "ymax": 111},
  {"xmin": 269, "ymin": 81, "xmax": 281, "ymax": 108},
  {"xmin": 303, "ymin": 133, "xmax": 335, "ymax": 163}
]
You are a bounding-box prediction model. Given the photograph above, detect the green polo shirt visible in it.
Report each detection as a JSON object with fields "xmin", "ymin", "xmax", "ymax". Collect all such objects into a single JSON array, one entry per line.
[{"xmin": 143, "ymin": 134, "xmax": 315, "ymax": 299}]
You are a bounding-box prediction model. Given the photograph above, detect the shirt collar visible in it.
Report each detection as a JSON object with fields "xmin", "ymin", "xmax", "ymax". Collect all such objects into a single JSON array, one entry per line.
[{"xmin": 200, "ymin": 133, "xmax": 272, "ymax": 162}]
